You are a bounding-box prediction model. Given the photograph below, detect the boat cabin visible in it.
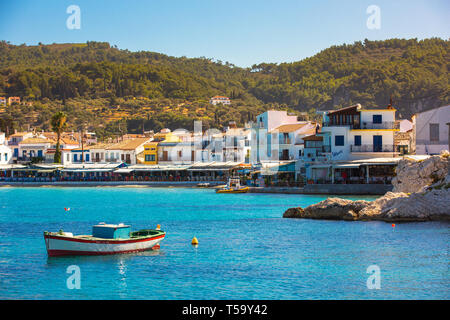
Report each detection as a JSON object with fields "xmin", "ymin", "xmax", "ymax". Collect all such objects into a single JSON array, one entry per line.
[
  {"xmin": 227, "ymin": 177, "xmax": 241, "ymax": 188},
  {"xmin": 92, "ymin": 223, "xmax": 131, "ymax": 239}
]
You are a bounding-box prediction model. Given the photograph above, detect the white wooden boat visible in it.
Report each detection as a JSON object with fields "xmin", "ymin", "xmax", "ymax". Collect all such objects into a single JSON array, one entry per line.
[{"xmin": 44, "ymin": 223, "xmax": 165, "ymax": 257}]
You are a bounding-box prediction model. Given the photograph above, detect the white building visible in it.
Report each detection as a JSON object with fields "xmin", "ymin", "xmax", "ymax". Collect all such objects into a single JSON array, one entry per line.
[
  {"xmin": 222, "ymin": 127, "xmax": 251, "ymax": 163},
  {"xmin": 321, "ymin": 104, "xmax": 399, "ymax": 161},
  {"xmin": 18, "ymin": 137, "xmax": 53, "ymax": 161},
  {"xmin": 0, "ymin": 133, "xmax": 12, "ymax": 165},
  {"xmin": 270, "ymin": 123, "xmax": 318, "ymax": 161},
  {"xmin": 209, "ymin": 96, "xmax": 231, "ymax": 105},
  {"xmin": 106, "ymin": 138, "xmax": 151, "ymax": 165},
  {"xmin": 255, "ymin": 110, "xmax": 299, "ymax": 131},
  {"xmin": 251, "ymin": 110, "xmax": 311, "ymax": 164},
  {"xmin": 414, "ymin": 105, "xmax": 450, "ymax": 155}
]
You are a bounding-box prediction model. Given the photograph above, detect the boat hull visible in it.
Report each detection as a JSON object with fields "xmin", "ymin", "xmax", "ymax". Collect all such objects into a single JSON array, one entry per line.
[
  {"xmin": 216, "ymin": 187, "xmax": 249, "ymax": 194},
  {"xmin": 44, "ymin": 233, "xmax": 165, "ymax": 257}
]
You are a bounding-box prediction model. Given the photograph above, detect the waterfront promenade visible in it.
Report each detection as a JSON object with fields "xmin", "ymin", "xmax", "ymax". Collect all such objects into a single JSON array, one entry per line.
[{"xmin": 0, "ymin": 181, "xmax": 391, "ymax": 195}]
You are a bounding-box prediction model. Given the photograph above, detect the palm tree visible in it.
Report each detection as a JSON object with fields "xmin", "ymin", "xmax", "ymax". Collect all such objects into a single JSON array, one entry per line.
[{"xmin": 51, "ymin": 111, "xmax": 67, "ymax": 163}]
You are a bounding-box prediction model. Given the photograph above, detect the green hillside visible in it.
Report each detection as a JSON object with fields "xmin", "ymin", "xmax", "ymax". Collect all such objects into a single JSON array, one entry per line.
[{"xmin": 0, "ymin": 38, "xmax": 448, "ymax": 139}]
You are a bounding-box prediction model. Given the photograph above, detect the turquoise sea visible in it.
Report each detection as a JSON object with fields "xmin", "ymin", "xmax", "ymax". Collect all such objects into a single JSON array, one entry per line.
[{"xmin": 0, "ymin": 187, "xmax": 448, "ymax": 300}]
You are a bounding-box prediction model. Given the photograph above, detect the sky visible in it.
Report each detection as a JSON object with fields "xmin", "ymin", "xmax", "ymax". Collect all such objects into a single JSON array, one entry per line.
[{"xmin": 0, "ymin": 0, "xmax": 448, "ymax": 67}]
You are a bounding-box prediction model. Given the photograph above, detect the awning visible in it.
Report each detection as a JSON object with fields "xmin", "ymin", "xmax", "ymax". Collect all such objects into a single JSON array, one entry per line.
[
  {"xmin": 309, "ymin": 164, "xmax": 332, "ymax": 169},
  {"xmin": 61, "ymin": 169, "xmax": 114, "ymax": 172},
  {"xmin": 333, "ymin": 164, "xmax": 361, "ymax": 169},
  {"xmin": 37, "ymin": 169, "xmax": 56, "ymax": 173},
  {"xmin": 130, "ymin": 166, "xmax": 189, "ymax": 171},
  {"xmin": 188, "ymin": 167, "xmax": 234, "ymax": 171}
]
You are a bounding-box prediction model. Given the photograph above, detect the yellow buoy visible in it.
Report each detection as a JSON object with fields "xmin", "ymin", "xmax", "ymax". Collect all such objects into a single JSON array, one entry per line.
[{"xmin": 191, "ymin": 237, "xmax": 199, "ymax": 245}]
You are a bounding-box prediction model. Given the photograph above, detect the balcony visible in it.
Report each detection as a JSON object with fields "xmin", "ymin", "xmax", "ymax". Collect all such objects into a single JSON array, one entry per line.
[
  {"xmin": 323, "ymin": 122, "xmax": 399, "ymax": 130},
  {"xmin": 358, "ymin": 122, "xmax": 399, "ymax": 130},
  {"xmin": 351, "ymin": 144, "xmax": 395, "ymax": 152},
  {"xmin": 279, "ymin": 138, "xmax": 292, "ymax": 145}
]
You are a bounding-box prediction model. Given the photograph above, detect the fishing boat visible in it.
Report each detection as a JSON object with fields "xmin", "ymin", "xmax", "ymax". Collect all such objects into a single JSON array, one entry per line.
[
  {"xmin": 197, "ymin": 182, "xmax": 211, "ymax": 188},
  {"xmin": 216, "ymin": 177, "xmax": 249, "ymax": 194},
  {"xmin": 44, "ymin": 223, "xmax": 165, "ymax": 257}
]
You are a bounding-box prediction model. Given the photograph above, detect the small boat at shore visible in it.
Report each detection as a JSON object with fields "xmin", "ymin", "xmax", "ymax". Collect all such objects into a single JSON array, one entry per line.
[
  {"xmin": 197, "ymin": 182, "xmax": 211, "ymax": 188},
  {"xmin": 44, "ymin": 223, "xmax": 165, "ymax": 257},
  {"xmin": 216, "ymin": 178, "xmax": 249, "ymax": 194}
]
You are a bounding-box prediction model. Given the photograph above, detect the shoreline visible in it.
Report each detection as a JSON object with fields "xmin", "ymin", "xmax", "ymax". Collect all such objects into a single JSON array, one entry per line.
[{"xmin": 0, "ymin": 181, "xmax": 389, "ymax": 195}]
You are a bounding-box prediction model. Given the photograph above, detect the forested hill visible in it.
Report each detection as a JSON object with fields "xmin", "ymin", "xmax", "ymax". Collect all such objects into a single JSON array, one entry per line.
[{"xmin": 0, "ymin": 38, "xmax": 448, "ymax": 137}]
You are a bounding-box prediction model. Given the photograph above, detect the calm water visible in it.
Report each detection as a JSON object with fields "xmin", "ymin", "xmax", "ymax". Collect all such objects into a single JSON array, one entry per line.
[{"xmin": 0, "ymin": 187, "xmax": 448, "ymax": 300}]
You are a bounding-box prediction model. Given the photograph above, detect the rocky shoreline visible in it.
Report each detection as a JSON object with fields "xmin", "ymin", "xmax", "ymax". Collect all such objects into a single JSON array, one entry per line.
[{"xmin": 283, "ymin": 151, "xmax": 450, "ymax": 222}]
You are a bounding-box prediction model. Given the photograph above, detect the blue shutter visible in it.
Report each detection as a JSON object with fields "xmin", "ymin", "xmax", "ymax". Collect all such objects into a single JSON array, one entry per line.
[
  {"xmin": 373, "ymin": 115, "xmax": 382, "ymax": 124},
  {"xmin": 354, "ymin": 135, "xmax": 361, "ymax": 146}
]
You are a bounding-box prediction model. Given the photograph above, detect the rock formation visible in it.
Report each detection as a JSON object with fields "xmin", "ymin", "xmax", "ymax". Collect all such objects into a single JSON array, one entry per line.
[{"xmin": 283, "ymin": 151, "xmax": 450, "ymax": 222}]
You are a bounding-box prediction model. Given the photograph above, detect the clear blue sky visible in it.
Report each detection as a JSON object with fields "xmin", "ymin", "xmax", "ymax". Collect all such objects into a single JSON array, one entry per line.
[{"xmin": 0, "ymin": 0, "xmax": 448, "ymax": 67}]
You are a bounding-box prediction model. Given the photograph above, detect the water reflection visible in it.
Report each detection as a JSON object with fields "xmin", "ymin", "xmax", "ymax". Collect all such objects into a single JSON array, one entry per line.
[{"xmin": 46, "ymin": 249, "xmax": 163, "ymax": 265}]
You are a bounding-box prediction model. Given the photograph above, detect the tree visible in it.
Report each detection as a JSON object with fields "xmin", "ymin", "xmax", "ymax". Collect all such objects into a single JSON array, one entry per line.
[{"xmin": 51, "ymin": 111, "xmax": 67, "ymax": 163}]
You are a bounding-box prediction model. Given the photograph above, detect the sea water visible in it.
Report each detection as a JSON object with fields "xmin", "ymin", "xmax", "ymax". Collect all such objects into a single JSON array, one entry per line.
[{"xmin": 0, "ymin": 187, "xmax": 448, "ymax": 299}]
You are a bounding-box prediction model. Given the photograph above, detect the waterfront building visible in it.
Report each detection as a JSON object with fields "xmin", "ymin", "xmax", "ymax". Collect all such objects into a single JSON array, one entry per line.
[
  {"xmin": 61, "ymin": 144, "xmax": 97, "ymax": 165},
  {"xmin": 413, "ymin": 105, "xmax": 450, "ymax": 155},
  {"xmin": 209, "ymin": 96, "xmax": 231, "ymax": 105},
  {"xmin": 0, "ymin": 133, "xmax": 12, "ymax": 165},
  {"xmin": 142, "ymin": 142, "xmax": 158, "ymax": 164},
  {"xmin": 85, "ymin": 143, "xmax": 110, "ymax": 163},
  {"xmin": 299, "ymin": 103, "xmax": 406, "ymax": 186},
  {"xmin": 255, "ymin": 110, "xmax": 299, "ymax": 132},
  {"xmin": 222, "ymin": 126, "xmax": 251, "ymax": 163},
  {"xmin": 270, "ymin": 122, "xmax": 318, "ymax": 161},
  {"xmin": 7, "ymin": 132, "xmax": 33, "ymax": 161},
  {"xmin": 394, "ymin": 119, "xmax": 415, "ymax": 155},
  {"xmin": 17, "ymin": 137, "xmax": 53, "ymax": 162},
  {"xmin": 320, "ymin": 104, "xmax": 399, "ymax": 161},
  {"xmin": 302, "ymin": 132, "xmax": 401, "ymax": 186},
  {"xmin": 0, "ymin": 97, "xmax": 6, "ymax": 106},
  {"xmin": 251, "ymin": 110, "xmax": 305, "ymax": 164},
  {"xmin": 106, "ymin": 138, "xmax": 151, "ymax": 165}
]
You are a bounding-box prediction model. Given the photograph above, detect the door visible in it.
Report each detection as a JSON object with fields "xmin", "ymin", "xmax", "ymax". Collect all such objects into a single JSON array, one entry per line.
[{"xmin": 373, "ymin": 135, "xmax": 382, "ymax": 152}]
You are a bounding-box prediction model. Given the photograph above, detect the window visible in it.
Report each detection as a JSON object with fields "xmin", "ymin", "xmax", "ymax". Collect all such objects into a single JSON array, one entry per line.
[
  {"xmin": 335, "ymin": 135, "xmax": 344, "ymax": 146},
  {"xmin": 430, "ymin": 123, "xmax": 439, "ymax": 142},
  {"xmin": 4, "ymin": 153, "xmax": 7, "ymax": 161},
  {"xmin": 373, "ymin": 115, "xmax": 382, "ymax": 124},
  {"xmin": 354, "ymin": 135, "xmax": 361, "ymax": 146}
]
